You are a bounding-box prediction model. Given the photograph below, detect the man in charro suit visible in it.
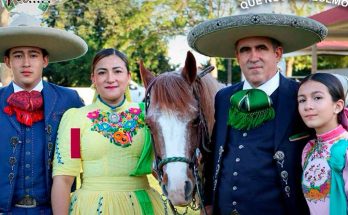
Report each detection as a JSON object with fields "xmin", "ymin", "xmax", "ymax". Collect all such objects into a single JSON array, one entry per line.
[
  {"xmin": 188, "ymin": 13, "xmax": 328, "ymax": 215},
  {"xmin": 0, "ymin": 13, "xmax": 87, "ymax": 214}
]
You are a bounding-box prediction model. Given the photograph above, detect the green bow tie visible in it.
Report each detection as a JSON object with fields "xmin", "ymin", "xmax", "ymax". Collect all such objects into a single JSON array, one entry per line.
[{"xmin": 228, "ymin": 89, "xmax": 275, "ymax": 130}]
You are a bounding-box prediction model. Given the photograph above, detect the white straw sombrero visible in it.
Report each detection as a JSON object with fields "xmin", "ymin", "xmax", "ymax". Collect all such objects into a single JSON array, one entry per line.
[
  {"xmin": 187, "ymin": 13, "xmax": 328, "ymax": 58},
  {"xmin": 0, "ymin": 13, "xmax": 88, "ymax": 63}
]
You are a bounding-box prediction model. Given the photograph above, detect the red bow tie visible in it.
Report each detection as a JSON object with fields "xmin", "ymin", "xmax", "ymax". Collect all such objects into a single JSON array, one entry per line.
[{"xmin": 4, "ymin": 90, "xmax": 44, "ymax": 126}]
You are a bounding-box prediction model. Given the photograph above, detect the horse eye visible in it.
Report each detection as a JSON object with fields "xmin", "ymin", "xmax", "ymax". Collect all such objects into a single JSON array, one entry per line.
[{"xmin": 192, "ymin": 117, "xmax": 200, "ymax": 126}]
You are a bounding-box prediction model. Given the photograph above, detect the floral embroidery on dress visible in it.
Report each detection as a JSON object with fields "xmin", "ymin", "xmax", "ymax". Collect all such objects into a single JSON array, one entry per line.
[
  {"xmin": 87, "ymin": 107, "xmax": 145, "ymax": 147},
  {"xmin": 302, "ymin": 140, "xmax": 331, "ymax": 202}
]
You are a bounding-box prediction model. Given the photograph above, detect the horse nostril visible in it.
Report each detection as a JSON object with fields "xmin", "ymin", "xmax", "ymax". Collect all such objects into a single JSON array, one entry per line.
[
  {"xmin": 161, "ymin": 183, "xmax": 168, "ymax": 196},
  {"xmin": 184, "ymin": 180, "xmax": 193, "ymax": 201}
]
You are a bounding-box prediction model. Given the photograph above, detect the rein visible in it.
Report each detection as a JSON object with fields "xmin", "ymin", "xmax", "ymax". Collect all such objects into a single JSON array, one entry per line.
[{"xmin": 144, "ymin": 67, "xmax": 212, "ymax": 215}]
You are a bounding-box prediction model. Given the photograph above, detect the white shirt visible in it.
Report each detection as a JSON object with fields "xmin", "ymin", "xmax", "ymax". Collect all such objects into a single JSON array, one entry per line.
[
  {"xmin": 12, "ymin": 79, "xmax": 43, "ymax": 93},
  {"xmin": 243, "ymin": 71, "xmax": 280, "ymax": 96}
]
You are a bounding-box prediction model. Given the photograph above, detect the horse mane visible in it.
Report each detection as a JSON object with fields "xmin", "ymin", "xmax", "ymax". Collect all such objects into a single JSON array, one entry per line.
[{"xmin": 197, "ymin": 72, "xmax": 224, "ymax": 137}]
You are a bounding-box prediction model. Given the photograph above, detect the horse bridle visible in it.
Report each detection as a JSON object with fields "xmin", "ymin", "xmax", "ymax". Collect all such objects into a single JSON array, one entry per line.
[{"xmin": 144, "ymin": 66, "xmax": 214, "ymax": 215}]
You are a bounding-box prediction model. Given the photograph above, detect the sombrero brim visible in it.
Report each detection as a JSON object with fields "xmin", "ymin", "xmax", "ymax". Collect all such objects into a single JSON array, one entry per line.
[
  {"xmin": 0, "ymin": 26, "xmax": 88, "ymax": 63},
  {"xmin": 187, "ymin": 14, "xmax": 328, "ymax": 58}
]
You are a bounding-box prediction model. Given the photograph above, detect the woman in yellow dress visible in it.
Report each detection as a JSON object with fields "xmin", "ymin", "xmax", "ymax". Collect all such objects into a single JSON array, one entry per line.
[{"xmin": 51, "ymin": 48, "xmax": 166, "ymax": 215}]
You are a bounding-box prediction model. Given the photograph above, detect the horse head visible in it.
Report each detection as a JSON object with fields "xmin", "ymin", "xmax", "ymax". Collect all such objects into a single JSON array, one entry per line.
[{"xmin": 140, "ymin": 51, "xmax": 221, "ymax": 206}]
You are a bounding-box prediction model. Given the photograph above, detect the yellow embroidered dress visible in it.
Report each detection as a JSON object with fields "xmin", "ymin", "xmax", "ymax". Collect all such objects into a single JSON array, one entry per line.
[{"xmin": 52, "ymin": 97, "xmax": 165, "ymax": 215}]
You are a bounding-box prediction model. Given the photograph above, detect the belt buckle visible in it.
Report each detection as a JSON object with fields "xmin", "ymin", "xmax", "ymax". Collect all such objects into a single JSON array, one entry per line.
[
  {"xmin": 15, "ymin": 195, "xmax": 37, "ymax": 208},
  {"xmin": 231, "ymin": 209, "xmax": 239, "ymax": 215}
]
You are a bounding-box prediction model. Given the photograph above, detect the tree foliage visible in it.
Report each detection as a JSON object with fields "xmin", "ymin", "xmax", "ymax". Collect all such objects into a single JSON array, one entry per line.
[
  {"xmin": 44, "ymin": 0, "xmax": 209, "ymax": 86},
  {"xmin": 292, "ymin": 55, "xmax": 348, "ymax": 77},
  {"xmin": 42, "ymin": 1, "xmax": 345, "ymax": 86},
  {"xmin": 288, "ymin": 0, "xmax": 326, "ymax": 16}
]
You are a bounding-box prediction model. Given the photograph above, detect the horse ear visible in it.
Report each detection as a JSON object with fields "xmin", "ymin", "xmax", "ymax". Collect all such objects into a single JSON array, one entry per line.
[
  {"xmin": 139, "ymin": 60, "xmax": 155, "ymax": 88},
  {"xmin": 182, "ymin": 51, "xmax": 197, "ymax": 84}
]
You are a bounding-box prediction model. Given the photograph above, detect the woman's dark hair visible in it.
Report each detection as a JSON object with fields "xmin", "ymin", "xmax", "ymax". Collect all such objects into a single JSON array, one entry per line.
[
  {"xmin": 91, "ymin": 48, "xmax": 129, "ymax": 74},
  {"xmin": 299, "ymin": 73, "xmax": 345, "ymax": 104}
]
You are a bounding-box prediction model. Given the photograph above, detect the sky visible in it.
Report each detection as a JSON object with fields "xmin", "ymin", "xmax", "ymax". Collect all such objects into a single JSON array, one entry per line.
[{"xmin": 168, "ymin": 35, "xmax": 209, "ymax": 66}]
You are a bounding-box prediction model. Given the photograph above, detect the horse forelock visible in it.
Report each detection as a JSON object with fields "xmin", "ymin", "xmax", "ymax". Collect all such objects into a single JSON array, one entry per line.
[
  {"xmin": 150, "ymin": 72, "xmax": 197, "ymax": 115},
  {"xmin": 147, "ymin": 71, "xmax": 222, "ymax": 139}
]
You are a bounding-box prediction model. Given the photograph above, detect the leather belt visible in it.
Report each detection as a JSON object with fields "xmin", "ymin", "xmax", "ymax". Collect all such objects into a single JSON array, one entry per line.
[{"xmin": 14, "ymin": 195, "xmax": 37, "ymax": 208}]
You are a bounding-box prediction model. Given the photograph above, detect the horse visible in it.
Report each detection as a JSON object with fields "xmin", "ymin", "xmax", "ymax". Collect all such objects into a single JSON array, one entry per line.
[{"xmin": 139, "ymin": 51, "xmax": 223, "ymax": 208}]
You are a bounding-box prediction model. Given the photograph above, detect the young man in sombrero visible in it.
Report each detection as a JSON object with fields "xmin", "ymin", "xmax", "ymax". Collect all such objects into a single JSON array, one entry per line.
[
  {"xmin": 0, "ymin": 13, "xmax": 87, "ymax": 214},
  {"xmin": 188, "ymin": 13, "xmax": 328, "ymax": 215}
]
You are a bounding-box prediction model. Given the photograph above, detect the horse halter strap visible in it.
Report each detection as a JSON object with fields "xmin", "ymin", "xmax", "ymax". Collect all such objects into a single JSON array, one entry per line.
[{"xmin": 158, "ymin": 157, "xmax": 192, "ymax": 170}]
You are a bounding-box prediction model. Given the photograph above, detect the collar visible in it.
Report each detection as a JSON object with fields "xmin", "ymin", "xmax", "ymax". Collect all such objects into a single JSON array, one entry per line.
[
  {"xmin": 12, "ymin": 79, "xmax": 43, "ymax": 93},
  {"xmin": 243, "ymin": 71, "xmax": 280, "ymax": 96},
  {"xmin": 97, "ymin": 95, "xmax": 126, "ymax": 111},
  {"xmin": 316, "ymin": 124, "xmax": 347, "ymax": 143}
]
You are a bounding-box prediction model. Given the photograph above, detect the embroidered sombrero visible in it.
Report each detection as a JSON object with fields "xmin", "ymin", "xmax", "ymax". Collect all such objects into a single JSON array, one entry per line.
[
  {"xmin": 187, "ymin": 13, "xmax": 328, "ymax": 58},
  {"xmin": 0, "ymin": 13, "xmax": 88, "ymax": 63}
]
